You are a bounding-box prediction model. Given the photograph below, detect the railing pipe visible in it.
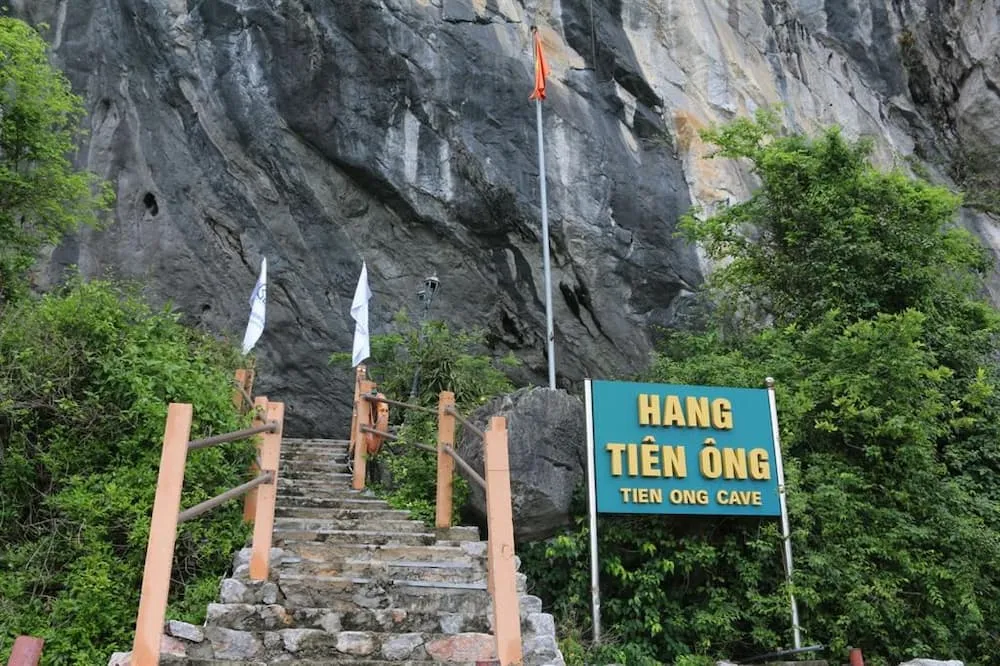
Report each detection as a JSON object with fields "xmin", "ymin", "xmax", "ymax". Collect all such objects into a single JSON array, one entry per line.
[
  {"xmin": 444, "ymin": 445, "xmax": 486, "ymax": 490},
  {"xmin": 446, "ymin": 405, "xmax": 485, "ymax": 440},
  {"xmin": 7, "ymin": 636, "xmax": 44, "ymax": 666},
  {"xmin": 359, "ymin": 425, "xmax": 398, "ymax": 441},
  {"xmin": 132, "ymin": 403, "xmax": 192, "ymax": 666},
  {"xmin": 178, "ymin": 472, "xmax": 273, "ymax": 524},
  {"xmin": 363, "ymin": 393, "xmax": 439, "ymax": 415},
  {"xmin": 187, "ymin": 422, "xmax": 277, "ymax": 450}
]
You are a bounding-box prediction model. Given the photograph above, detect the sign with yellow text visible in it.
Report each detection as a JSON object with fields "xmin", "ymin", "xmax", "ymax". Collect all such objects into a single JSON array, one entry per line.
[{"xmin": 589, "ymin": 380, "xmax": 780, "ymax": 515}]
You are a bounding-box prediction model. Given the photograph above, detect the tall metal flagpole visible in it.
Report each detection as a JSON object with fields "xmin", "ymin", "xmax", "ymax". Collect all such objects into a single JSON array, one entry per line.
[
  {"xmin": 584, "ymin": 380, "xmax": 601, "ymax": 643},
  {"xmin": 766, "ymin": 377, "xmax": 802, "ymax": 649},
  {"xmin": 532, "ymin": 26, "xmax": 556, "ymax": 390}
]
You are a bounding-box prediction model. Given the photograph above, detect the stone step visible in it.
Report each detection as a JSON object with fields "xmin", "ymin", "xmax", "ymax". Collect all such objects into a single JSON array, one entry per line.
[
  {"xmin": 282, "ymin": 439, "xmax": 351, "ymax": 448},
  {"xmin": 274, "ymin": 507, "xmax": 412, "ymax": 521},
  {"xmin": 274, "ymin": 495, "xmax": 392, "ymax": 510},
  {"xmin": 276, "ymin": 558, "xmax": 489, "ymax": 585},
  {"xmin": 272, "ymin": 519, "xmax": 480, "ymax": 544},
  {"xmin": 273, "ymin": 528, "xmax": 438, "ymax": 547},
  {"xmin": 275, "ymin": 487, "xmax": 372, "ymax": 500},
  {"xmin": 279, "ymin": 542, "xmax": 489, "ymax": 565},
  {"xmin": 160, "ymin": 623, "xmax": 513, "ymax": 663},
  {"xmin": 278, "ymin": 476, "xmax": 354, "ymax": 487},
  {"xmin": 281, "ymin": 445, "xmax": 350, "ymax": 455},
  {"xmin": 280, "ymin": 463, "xmax": 347, "ymax": 480},
  {"xmin": 203, "ymin": 603, "xmax": 492, "ymax": 633},
  {"xmin": 281, "ymin": 456, "xmax": 350, "ymax": 465},
  {"xmin": 278, "ymin": 574, "xmax": 525, "ymax": 613},
  {"xmin": 273, "ymin": 517, "xmax": 432, "ymax": 533},
  {"xmin": 277, "ymin": 574, "xmax": 500, "ymax": 613}
]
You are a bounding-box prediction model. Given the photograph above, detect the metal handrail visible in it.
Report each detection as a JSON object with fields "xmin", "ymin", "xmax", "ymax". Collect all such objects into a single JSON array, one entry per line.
[
  {"xmin": 445, "ymin": 406, "xmax": 485, "ymax": 440},
  {"xmin": 187, "ymin": 422, "xmax": 278, "ymax": 450},
  {"xmin": 177, "ymin": 472, "xmax": 274, "ymax": 524},
  {"xmin": 443, "ymin": 444, "xmax": 486, "ymax": 490},
  {"xmin": 360, "ymin": 425, "xmax": 398, "ymax": 441},
  {"xmin": 362, "ymin": 393, "xmax": 438, "ymax": 415},
  {"xmin": 231, "ymin": 381, "xmax": 254, "ymax": 409}
]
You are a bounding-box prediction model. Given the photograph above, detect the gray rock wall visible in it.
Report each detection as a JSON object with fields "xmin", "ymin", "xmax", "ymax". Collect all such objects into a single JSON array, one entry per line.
[{"xmin": 5, "ymin": 0, "xmax": 1000, "ymax": 434}]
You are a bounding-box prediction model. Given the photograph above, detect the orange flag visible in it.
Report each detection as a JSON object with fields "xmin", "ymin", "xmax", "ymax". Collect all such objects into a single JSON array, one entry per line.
[{"xmin": 530, "ymin": 29, "xmax": 550, "ymax": 101}]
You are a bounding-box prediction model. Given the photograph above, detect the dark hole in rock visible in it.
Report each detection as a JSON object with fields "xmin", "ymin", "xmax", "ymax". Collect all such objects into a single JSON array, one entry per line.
[{"xmin": 143, "ymin": 192, "xmax": 159, "ymax": 216}]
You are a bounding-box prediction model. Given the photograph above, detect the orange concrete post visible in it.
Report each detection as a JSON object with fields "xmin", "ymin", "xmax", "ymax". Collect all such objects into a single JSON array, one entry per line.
[
  {"xmin": 352, "ymin": 379, "xmax": 376, "ymax": 491},
  {"xmin": 232, "ymin": 368, "xmax": 255, "ymax": 414},
  {"xmin": 233, "ymin": 369, "xmax": 248, "ymax": 411},
  {"xmin": 250, "ymin": 399, "xmax": 283, "ymax": 581},
  {"xmin": 348, "ymin": 365, "xmax": 366, "ymax": 464},
  {"xmin": 131, "ymin": 403, "xmax": 192, "ymax": 666},
  {"xmin": 243, "ymin": 397, "xmax": 269, "ymax": 522},
  {"xmin": 849, "ymin": 648, "xmax": 865, "ymax": 666},
  {"xmin": 7, "ymin": 636, "xmax": 44, "ymax": 666},
  {"xmin": 435, "ymin": 391, "xmax": 457, "ymax": 529},
  {"xmin": 484, "ymin": 416, "xmax": 523, "ymax": 666}
]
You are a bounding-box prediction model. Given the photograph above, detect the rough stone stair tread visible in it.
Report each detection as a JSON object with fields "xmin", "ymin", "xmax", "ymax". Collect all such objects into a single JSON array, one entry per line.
[
  {"xmin": 173, "ymin": 659, "xmax": 488, "ymax": 666},
  {"xmin": 141, "ymin": 437, "xmax": 564, "ymax": 665}
]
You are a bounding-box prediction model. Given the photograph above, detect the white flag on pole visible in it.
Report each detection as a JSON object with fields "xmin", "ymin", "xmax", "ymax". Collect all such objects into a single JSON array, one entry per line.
[
  {"xmin": 241, "ymin": 258, "xmax": 267, "ymax": 355},
  {"xmin": 351, "ymin": 261, "xmax": 372, "ymax": 367}
]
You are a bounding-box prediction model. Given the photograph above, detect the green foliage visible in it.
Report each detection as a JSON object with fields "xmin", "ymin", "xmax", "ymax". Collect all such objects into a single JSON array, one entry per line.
[
  {"xmin": 0, "ymin": 279, "xmax": 251, "ymax": 664},
  {"xmin": 524, "ymin": 114, "xmax": 1000, "ymax": 665},
  {"xmin": 0, "ymin": 18, "xmax": 113, "ymax": 302},
  {"xmin": 951, "ymin": 145, "xmax": 1000, "ymax": 216},
  {"xmin": 331, "ymin": 313, "xmax": 516, "ymax": 524}
]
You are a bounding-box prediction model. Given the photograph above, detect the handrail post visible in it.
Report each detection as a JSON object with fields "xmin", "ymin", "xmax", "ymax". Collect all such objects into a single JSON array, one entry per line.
[
  {"xmin": 243, "ymin": 396, "xmax": 268, "ymax": 522},
  {"xmin": 250, "ymin": 398, "xmax": 283, "ymax": 581},
  {"xmin": 352, "ymin": 379, "xmax": 376, "ymax": 490},
  {"xmin": 232, "ymin": 368, "xmax": 255, "ymax": 414},
  {"xmin": 484, "ymin": 416, "xmax": 523, "ymax": 666},
  {"xmin": 349, "ymin": 365, "xmax": 366, "ymax": 463},
  {"xmin": 435, "ymin": 391, "xmax": 457, "ymax": 529},
  {"xmin": 132, "ymin": 403, "xmax": 192, "ymax": 666},
  {"xmin": 7, "ymin": 636, "xmax": 44, "ymax": 666},
  {"xmin": 240, "ymin": 368, "xmax": 260, "ymax": 522}
]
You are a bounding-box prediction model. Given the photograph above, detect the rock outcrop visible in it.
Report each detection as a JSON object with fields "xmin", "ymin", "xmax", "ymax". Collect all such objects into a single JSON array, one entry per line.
[
  {"xmin": 6, "ymin": 0, "xmax": 1000, "ymax": 434},
  {"xmin": 456, "ymin": 387, "xmax": 586, "ymax": 541}
]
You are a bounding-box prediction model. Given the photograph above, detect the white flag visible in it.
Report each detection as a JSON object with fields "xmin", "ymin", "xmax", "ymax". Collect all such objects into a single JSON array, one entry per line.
[
  {"xmin": 242, "ymin": 258, "xmax": 267, "ymax": 354},
  {"xmin": 351, "ymin": 261, "xmax": 372, "ymax": 367}
]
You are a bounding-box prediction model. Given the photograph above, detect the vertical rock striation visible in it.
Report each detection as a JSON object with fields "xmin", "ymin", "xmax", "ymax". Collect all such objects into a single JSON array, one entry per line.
[{"xmin": 5, "ymin": 0, "xmax": 999, "ymax": 433}]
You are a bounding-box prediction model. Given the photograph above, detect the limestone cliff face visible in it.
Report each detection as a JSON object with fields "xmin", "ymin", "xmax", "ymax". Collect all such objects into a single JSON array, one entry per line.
[{"xmin": 5, "ymin": 0, "xmax": 999, "ymax": 433}]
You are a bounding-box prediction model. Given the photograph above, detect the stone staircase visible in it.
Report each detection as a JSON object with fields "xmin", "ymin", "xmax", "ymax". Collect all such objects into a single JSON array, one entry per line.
[{"xmin": 154, "ymin": 438, "xmax": 564, "ymax": 665}]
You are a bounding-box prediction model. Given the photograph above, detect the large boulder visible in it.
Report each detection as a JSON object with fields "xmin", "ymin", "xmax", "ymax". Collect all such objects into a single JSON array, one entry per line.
[{"xmin": 455, "ymin": 387, "xmax": 585, "ymax": 542}]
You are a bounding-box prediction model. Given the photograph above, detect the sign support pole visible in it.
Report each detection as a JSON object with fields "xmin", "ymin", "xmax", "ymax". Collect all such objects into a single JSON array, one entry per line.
[
  {"xmin": 766, "ymin": 376, "xmax": 801, "ymax": 649},
  {"xmin": 584, "ymin": 379, "xmax": 601, "ymax": 644}
]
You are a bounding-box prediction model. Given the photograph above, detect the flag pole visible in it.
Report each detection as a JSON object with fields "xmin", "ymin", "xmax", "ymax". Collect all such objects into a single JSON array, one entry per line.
[{"xmin": 532, "ymin": 25, "xmax": 556, "ymax": 390}]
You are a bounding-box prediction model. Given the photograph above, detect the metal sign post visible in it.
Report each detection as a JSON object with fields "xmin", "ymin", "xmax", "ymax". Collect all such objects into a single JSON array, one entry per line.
[
  {"xmin": 584, "ymin": 379, "xmax": 601, "ymax": 643},
  {"xmin": 584, "ymin": 377, "xmax": 801, "ymax": 649},
  {"xmin": 766, "ymin": 377, "xmax": 802, "ymax": 649}
]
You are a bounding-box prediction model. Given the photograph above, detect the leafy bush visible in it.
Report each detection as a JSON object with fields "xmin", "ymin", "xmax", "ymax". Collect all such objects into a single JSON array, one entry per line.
[
  {"xmin": 522, "ymin": 113, "xmax": 1000, "ymax": 666},
  {"xmin": 0, "ymin": 279, "xmax": 252, "ymax": 664},
  {"xmin": 0, "ymin": 18, "xmax": 112, "ymax": 303},
  {"xmin": 332, "ymin": 313, "xmax": 516, "ymax": 524}
]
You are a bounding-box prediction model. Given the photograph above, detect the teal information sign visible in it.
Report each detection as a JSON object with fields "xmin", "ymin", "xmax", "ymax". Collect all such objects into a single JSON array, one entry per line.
[{"xmin": 588, "ymin": 380, "xmax": 781, "ymax": 516}]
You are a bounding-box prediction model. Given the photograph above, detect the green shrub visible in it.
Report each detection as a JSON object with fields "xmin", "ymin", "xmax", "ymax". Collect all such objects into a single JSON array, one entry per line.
[
  {"xmin": 523, "ymin": 113, "xmax": 1000, "ymax": 666},
  {"xmin": 0, "ymin": 279, "xmax": 252, "ymax": 664},
  {"xmin": 332, "ymin": 313, "xmax": 516, "ymax": 524},
  {"xmin": 0, "ymin": 18, "xmax": 113, "ymax": 303}
]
